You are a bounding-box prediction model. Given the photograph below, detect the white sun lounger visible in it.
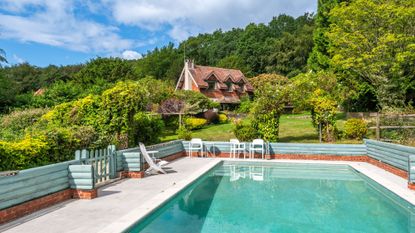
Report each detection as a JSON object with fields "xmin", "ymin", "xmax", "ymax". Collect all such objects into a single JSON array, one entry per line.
[{"xmin": 139, "ymin": 142, "xmax": 167, "ymax": 175}]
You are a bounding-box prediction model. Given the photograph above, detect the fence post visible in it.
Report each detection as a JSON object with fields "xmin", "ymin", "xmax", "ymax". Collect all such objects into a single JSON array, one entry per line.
[
  {"xmin": 108, "ymin": 145, "xmax": 117, "ymax": 179},
  {"xmin": 81, "ymin": 149, "xmax": 89, "ymax": 163},
  {"xmin": 75, "ymin": 150, "xmax": 81, "ymax": 160},
  {"xmin": 376, "ymin": 112, "xmax": 380, "ymax": 140}
]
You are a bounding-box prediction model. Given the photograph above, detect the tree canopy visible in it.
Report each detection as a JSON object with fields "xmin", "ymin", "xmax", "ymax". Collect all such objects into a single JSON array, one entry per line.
[{"xmin": 327, "ymin": 0, "xmax": 415, "ymax": 109}]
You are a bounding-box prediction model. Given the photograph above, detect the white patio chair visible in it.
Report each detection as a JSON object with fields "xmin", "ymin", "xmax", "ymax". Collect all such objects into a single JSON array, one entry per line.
[
  {"xmin": 188, "ymin": 138, "xmax": 204, "ymax": 157},
  {"xmin": 139, "ymin": 142, "xmax": 167, "ymax": 175},
  {"xmin": 249, "ymin": 139, "xmax": 265, "ymax": 159},
  {"xmin": 230, "ymin": 139, "xmax": 246, "ymax": 159}
]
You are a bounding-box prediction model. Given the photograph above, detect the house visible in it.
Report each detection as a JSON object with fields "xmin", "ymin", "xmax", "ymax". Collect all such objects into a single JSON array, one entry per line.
[{"xmin": 175, "ymin": 60, "xmax": 254, "ymax": 109}]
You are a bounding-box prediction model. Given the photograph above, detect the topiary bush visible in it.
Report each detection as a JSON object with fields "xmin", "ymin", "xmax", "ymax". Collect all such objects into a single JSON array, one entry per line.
[
  {"xmin": 344, "ymin": 118, "xmax": 368, "ymax": 140},
  {"xmin": 218, "ymin": 113, "xmax": 228, "ymax": 124},
  {"xmin": 176, "ymin": 126, "xmax": 192, "ymax": 140},
  {"xmin": 184, "ymin": 117, "xmax": 208, "ymax": 130}
]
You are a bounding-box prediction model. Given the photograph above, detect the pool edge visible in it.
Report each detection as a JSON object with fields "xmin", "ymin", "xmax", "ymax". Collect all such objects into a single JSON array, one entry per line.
[{"xmin": 97, "ymin": 159, "xmax": 222, "ymax": 233}]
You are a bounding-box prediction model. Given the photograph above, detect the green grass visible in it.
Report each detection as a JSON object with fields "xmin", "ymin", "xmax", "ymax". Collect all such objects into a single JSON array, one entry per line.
[
  {"xmin": 161, "ymin": 112, "xmax": 362, "ymax": 144},
  {"xmin": 161, "ymin": 123, "xmax": 235, "ymax": 142}
]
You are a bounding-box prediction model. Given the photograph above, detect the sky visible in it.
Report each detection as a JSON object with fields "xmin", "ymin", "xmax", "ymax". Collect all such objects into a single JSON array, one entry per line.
[{"xmin": 0, "ymin": 0, "xmax": 317, "ymax": 67}]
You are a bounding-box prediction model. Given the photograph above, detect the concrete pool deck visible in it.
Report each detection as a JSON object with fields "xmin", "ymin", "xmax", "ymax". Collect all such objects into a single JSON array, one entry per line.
[{"xmin": 1, "ymin": 158, "xmax": 415, "ymax": 233}]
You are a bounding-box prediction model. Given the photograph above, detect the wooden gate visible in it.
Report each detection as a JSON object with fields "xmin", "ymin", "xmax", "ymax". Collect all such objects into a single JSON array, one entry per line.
[{"xmin": 75, "ymin": 145, "xmax": 117, "ymax": 186}]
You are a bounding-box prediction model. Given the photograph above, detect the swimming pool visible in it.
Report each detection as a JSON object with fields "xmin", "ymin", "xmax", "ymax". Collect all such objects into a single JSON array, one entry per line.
[{"xmin": 126, "ymin": 161, "xmax": 415, "ymax": 233}]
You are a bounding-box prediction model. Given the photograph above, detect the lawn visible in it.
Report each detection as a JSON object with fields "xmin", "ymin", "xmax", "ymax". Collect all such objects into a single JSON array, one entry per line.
[{"xmin": 161, "ymin": 112, "xmax": 362, "ymax": 144}]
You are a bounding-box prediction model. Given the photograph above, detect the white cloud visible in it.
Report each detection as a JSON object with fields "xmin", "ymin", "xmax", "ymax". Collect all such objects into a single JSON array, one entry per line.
[
  {"xmin": 12, "ymin": 54, "xmax": 26, "ymax": 64},
  {"xmin": 0, "ymin": 0, "xmax": 317, "ymax": 55},
  {"xmin": 0, "ymin": 0, "xmax": 133, "ymax": 53},
  {"xmin": 121, "ymin": 50, "xmax": 142, "ymax": 60},
  {"xmin": 108, "ymin": 0, "xmax": 317, "ymax": 41}
]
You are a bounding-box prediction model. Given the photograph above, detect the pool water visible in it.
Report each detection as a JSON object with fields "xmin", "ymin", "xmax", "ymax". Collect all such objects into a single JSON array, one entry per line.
[{"xmin": 127, "ymin": 162, "xmax": 415, "ymax": 233}]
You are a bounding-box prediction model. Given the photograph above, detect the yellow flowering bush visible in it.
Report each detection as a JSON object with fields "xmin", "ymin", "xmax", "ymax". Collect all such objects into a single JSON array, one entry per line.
[
  {"xmin": 184, "ymin": 117, "xmax": 208, "ymax": 130},
  {"xmin": 218, "ymin": 114, "xmax": 228, "ymax": 124}
]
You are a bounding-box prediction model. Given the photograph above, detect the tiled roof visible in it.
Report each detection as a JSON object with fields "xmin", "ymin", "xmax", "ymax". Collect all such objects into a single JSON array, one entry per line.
[{"xmin": 190, "ymin": 65, "xmax": 253, "ymax": 91}]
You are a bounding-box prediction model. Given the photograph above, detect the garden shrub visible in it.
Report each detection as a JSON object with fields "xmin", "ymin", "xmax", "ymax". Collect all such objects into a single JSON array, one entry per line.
[
  {"xmin": 0, "ymin": 136, "xmax": 49, "ymax": 171},
  {"xmin": 184, "ymin": 117, "xmax": 207, "ymax": 130},
  {"xmin": 131, "ymin": 112, "xmax": 165, "ymax": 145},
  {"xmin": 30, "ymin": 81, "xmax": 85, "ymax": 108},
  {"xmin": 344, "ymin": 118, "xmax": 368, "ymax": 140},
  {"xmin": 0, "ymin": 108, "xmax": 48, "ymax": 140},
  {"xmin": 233, "ymin": 121, "xmax": 259, "ymax": 141},
  {"xmin": 0, "ymin": 78, "xmax": 176, "ymax": 170},
  {"xmin": 252, "ymin": 111, "xmax": 280, "ymax": 142},
  {"xmin": 33, "ymin": 126, "xmax": 100, "ymax": 164},
  {"xmin": 176, "ymin": 126, "xmax": 192, "ymax": 140},
  {"xmin": 250, "ymin": 74, "xmax": 289, "ymax": 141},
  {"xmin": 218, "ymin": 113, "xmax": 228, "ymax": 124},
  {"xmin": 237, "ymin": 96, "xmax": 252, "ymax": 113},
  {"xmin": 309, "ymin": 89, "xmax": 338, "ymax": 142}
]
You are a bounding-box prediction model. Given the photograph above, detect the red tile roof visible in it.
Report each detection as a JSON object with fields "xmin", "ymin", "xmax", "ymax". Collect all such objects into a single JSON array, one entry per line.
[{"xmin": 189, "ymin": 65, "xmax": 254, "ymax": 91}]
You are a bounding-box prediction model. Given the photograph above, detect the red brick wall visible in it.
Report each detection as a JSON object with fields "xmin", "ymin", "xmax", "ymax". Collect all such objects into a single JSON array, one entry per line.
[
  {"xmin": 366, "ymin": 157, "xmax": 408, "ymax": 179},
  {"xmin": 0, "ymin": 189, "xmax": 72, "ymax": 224},
  {"xmin": 121, "ymin": 171, "xmax": 145, "ymax": 178},
  {"xmin": 72, "ymin": 189, "xmax": 97, "ymax": 200}
]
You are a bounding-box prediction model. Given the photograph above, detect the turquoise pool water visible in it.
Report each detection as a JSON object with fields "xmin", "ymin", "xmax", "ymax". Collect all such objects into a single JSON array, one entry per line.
[{"xmin": 127, "ymin": 162, "xmax": 415, "ymax": 233}]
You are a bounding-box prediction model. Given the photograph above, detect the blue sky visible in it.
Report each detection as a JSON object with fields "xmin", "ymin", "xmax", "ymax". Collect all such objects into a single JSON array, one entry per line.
[{"xmin": 0, "ymin": 0, "xmax": 316, "ymax": 67}]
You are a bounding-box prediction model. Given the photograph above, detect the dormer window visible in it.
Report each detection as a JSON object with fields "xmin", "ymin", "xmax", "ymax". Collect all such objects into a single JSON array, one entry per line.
[
  {"xmin": 207, "ymin": 81, "xmax": 216, "ymax": 91},
  {"xmin": 238, "ymin": 83, "xmax": 245, "ymax": 92},
  {"xmin": 226, "ymin": 82, "xmax": 233, "ymax": 92}
]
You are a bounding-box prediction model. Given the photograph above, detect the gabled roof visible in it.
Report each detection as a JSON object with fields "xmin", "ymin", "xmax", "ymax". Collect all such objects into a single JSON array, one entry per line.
[{"xmin": 189, "ymin": 65, "xmax": 253, "ymax": 91}]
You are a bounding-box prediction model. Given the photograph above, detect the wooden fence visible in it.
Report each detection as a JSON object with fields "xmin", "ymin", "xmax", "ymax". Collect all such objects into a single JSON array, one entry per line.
[
  {"xmin": 347, "ymin": 112, "xmax": 415, "ymax": 140},
  {"xmin": 74, "ymin": 145, "xmax": 117, "ymax": 186}
]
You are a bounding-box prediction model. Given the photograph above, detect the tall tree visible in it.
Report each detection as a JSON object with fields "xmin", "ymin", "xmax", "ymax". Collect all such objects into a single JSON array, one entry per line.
[
  {"xmin": 134, "ymin": 43, "xmax": 183, "ymax": 83},
  {"xmin": 307, "ymin": 0, "xmax": 344, "ymax": 71},
  {"xmin": 327, "ymin": 0, "xmax": 415, "ymax": 109},
  {"xmin": 75, "ymin": 57, "xmax": 136, "ymax": 85},
  {"xmin": 4, "ymin": 63, "xmax": 42, "ymax": 93}
]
